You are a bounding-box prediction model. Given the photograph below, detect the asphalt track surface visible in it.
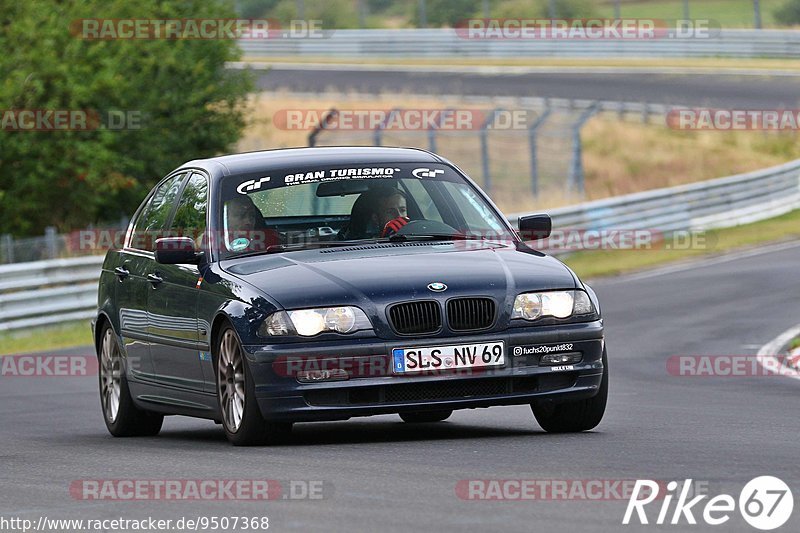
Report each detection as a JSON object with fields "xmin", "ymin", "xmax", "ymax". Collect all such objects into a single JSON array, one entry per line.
[
  {"xmin": 1, "ymin": 242, "xmax": 799, "ymax": 532},
  {"xmin": 253, "ymin": 66, "xmax": 800, "ymax": 108}
]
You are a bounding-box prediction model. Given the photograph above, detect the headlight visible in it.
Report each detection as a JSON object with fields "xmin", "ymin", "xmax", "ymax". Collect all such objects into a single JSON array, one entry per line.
[
  {"xmin": 511, "ymin": 290, "xmax": 595, "ymax": 321},
  {"xmin": 258, "ymin": 306, "xmax": 372, "ymax": 337}
]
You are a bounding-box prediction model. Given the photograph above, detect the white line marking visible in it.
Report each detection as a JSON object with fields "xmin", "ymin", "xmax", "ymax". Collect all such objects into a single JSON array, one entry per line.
[{"xmin": 757, "ymin": 323, "xmax": 800, "ymax": 382}]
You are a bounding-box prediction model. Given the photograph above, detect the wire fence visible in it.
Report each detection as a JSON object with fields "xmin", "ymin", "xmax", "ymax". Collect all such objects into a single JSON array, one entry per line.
[
  {"xmin": 0, "ymin": 219, "xmax": 128, "ymax": 265},
  {"xmin": 309, "ymin": 98, "xmax": 666, "ymax": 212}
]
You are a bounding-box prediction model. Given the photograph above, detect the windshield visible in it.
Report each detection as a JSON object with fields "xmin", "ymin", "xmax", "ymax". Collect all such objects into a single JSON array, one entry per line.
[{"xmin": 217, "ymin": 162, "xmax": 514, "ymax": 258}]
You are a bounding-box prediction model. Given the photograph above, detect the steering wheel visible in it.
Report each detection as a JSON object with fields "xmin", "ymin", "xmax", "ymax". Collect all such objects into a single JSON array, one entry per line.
[{"xmin": 394, "ymin": 219, "xmax": 459, "ymax": 236}]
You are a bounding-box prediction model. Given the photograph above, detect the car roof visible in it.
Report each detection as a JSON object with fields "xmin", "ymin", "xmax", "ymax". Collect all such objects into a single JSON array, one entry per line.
[{"xmin": 179, "ymin": 146, "xmax": 445, "ymax": 177}]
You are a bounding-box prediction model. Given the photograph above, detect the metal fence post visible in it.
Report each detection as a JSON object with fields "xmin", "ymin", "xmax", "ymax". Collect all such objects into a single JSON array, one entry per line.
[
  {"xmin": 1, "ymin": 234, "xmax": 13, "ymax": 264},
  {"xmin": 479, "ymin": 108, "xmax": 501, "ymax": 194},
  {"xmin": 527, "ymin": 106, "xmax": 552, "ymax": 197},
  {"xmin": 374, "ymin": 108, "xmax": 401, "ymax": 146},
  {"xmin": 754, "ymin": 0, "xmax": 762, "ymax": 29},
  {"xmin": 428, "ymin": 108, "xmax": 454, "ymax": 153},
  {"xmin": 357, "ymin": 0, "xmax": 366, "ymax": 28},
  {"xmin": 45, "ymin": 226, "xmax": 58, "ymax": 259},
  {"xmin": 308, "ymin": 108, "xmax": 338, "ymax": 147},
  {"xmin": 568, "ymin": 103, "xmax": 599, "ymax": 196}
]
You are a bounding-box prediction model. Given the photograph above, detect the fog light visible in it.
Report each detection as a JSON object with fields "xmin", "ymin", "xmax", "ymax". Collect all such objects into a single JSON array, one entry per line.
[
  {"xmin": 540, "ymin": 353, "xmax": 582, "ymax": 366},
  {"xmin": 297, "ymin": 368, "xmax": 350, "ymax": 383}
]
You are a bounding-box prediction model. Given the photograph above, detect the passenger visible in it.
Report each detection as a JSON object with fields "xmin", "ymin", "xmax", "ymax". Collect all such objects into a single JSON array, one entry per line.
[{"xmin": 223, "ymin": 195, "xmax": 278, "ymax": 252}]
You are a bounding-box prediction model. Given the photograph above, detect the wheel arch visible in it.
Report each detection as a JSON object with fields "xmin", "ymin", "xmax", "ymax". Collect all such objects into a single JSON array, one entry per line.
[{"xmin": 93, "ymin": 311, "xmax": 113, "ymax": 357}]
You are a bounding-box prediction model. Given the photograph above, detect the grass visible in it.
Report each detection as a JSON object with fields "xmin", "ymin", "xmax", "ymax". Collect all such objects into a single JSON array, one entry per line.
[
  {"xmin": 562, "ymin": 208, "xmax": 800, "ymax": 278},
  {"xmin": 0, "ymin": 320, "xmax": 94, "ymax": 356},
  {"xmin": 790, "ymin": 338, "xmax": 800, "ymax": 350},
  {"xmin": 241, "ymin": 0, "xmax": 788, "ymax": 30},
  {"xmin": 581, "ymin": 118, "xmax": 800, "ymax": 200},
  {"xmin": 241, "ymin": 56, "xmax": 800, "ymax": 72},
  {"xmin": 595, "ymin": 0, "xmax": 784, "ymax": 28}
]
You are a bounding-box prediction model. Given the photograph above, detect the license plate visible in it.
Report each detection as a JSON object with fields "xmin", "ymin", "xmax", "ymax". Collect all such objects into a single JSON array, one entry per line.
[{"xmin": 392, "ymin": 341, "xmax": 505, "ymax": 374}]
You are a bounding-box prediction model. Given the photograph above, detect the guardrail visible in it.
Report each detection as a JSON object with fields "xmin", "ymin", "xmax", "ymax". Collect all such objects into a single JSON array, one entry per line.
[
  {"xmin": 0, "ymin": 256, "xmax": 103, "ymax": 331},
  {"xmin": 240, "ymin": 29, "xmax": 800, "ymax": 59},
  {"xmin": 1, "ymin": 159, "xmax": 799, "ymax": 332},
  {"xmin": 508, "ymin": 158, "xmax": 800, "ymax": 232}
]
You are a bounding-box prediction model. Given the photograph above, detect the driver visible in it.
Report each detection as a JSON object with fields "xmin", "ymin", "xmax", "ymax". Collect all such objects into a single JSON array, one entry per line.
[
  {"xmin": 376, "ymin": 188, "xmax": 409, "ymax": 237},
  {"xmin": 340, "ymin": 186, "xmax": 410, "ymax": 240}
]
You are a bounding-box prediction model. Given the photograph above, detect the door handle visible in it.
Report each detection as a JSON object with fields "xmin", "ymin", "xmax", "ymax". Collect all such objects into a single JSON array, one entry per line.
[
  {"xmin": 114, "ymin": 266, "xmax": 129, "ymax": 280},
  {"xmin": 147, "ymin": 273, "xmax": 163, "ymax": 286}
]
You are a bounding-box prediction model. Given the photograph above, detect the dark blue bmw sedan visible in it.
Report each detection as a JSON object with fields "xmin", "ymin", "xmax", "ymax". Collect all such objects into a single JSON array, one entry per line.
[{"xmin": 94, "ymin": 147, "xmax": 607, "ymax": 445}]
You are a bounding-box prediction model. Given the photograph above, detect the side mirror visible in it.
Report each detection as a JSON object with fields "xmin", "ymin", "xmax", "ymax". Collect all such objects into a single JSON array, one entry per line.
[
  {"xmin": 518, "ymin": 214, "xmax": 552, "ymax": 240},
  {"xmin": 154, "ymin": 237, "xmax": 202, "ymax": 264}
]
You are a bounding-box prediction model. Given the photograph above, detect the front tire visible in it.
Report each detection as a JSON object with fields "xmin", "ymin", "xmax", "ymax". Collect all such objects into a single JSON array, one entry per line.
[
  {"xmin": 98, "ymin": 324, "xmax": 163, "ymax": 437},
  {"xmin": 399, "ymin": 410, "xmax": 453, "ymax": 423},
  {"xmin": 216, "ymin": 326, "xmax": 290, "ymax": 446},
  {"xmin": 531, "ymin": 348, "xmax": 608, "ymax": 433}
]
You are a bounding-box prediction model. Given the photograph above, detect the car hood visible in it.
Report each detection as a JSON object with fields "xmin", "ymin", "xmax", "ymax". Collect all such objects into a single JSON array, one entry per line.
[{"xmin": 223, "ymin": 241, "xmax": 577, "ymax": 311}]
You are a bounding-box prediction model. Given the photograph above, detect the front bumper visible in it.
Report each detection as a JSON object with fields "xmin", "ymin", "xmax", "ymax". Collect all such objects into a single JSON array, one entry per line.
[{"xmin": 244, "ymin": 320, "xmax": 604, "ymax": 422}]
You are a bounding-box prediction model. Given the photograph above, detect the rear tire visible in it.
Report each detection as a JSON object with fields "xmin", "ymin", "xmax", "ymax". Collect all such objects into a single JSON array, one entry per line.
[
  {"xmin": 98, "ymin": 324, "xmax": 163, "ymax": 437},
  {"xmin": 531, "ymin": 348, "xmax": 608, "ymax": 433},
  {"xmin": 216, "ymin": 326, "xmax": 291, "ymax": 446},
  {"xmin": 399, "ymin": 410, "xmax": 453, "ymax": 423}
]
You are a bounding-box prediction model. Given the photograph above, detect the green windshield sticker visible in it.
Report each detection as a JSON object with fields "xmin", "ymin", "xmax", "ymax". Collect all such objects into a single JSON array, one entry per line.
[{"xmin": 230, "ymin": 237, "xmax": 250, "ymax": 251}]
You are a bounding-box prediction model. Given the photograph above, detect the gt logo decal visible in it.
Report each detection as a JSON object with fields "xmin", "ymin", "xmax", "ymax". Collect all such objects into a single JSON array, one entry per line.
[
  {"xmin": 412, "ymin": 168, "xmax": 444, "ymax": 179},
  {"xmin": 236, "ymin": 176, "xmax": 270, "ymax": 194}
]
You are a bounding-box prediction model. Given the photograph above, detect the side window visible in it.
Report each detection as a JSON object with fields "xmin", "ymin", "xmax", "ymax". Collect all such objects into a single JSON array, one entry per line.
[
  {"xmin": 170, "ymin": 173, "xmax": 208, "ymax": 245},
  {"xmin": 130, "ymin": 173, "xmax": 186, "ymax": 251}
]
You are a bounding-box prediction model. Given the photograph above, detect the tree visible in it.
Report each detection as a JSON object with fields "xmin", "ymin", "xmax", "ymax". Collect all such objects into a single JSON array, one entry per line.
[{"xmin": 0, "ymin": 0, "xmax": 253, "ymax": 236}]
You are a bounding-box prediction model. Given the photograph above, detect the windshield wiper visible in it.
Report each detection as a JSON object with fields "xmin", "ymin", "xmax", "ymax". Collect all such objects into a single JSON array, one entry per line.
[
  {"xmin": 232, "ymin": 235, "xmax": 499, "ymax": 258},
  {"xmin": 233, "ymin": 239, "xmax": 390, "ymax": 257},
  {"xmin": 387, "ymin": 233, "xmax": 492, "ymax": 242}
]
